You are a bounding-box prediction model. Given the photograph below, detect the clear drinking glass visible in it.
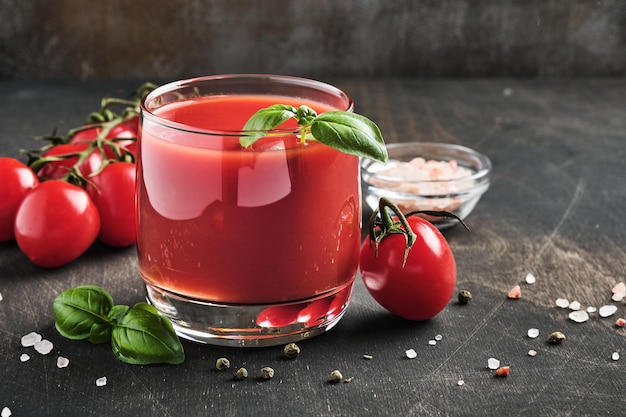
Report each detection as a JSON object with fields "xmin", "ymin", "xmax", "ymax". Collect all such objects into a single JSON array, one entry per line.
[{"xmin": 137, "ymin": 75, "xmax": 361, "ymax": 346}]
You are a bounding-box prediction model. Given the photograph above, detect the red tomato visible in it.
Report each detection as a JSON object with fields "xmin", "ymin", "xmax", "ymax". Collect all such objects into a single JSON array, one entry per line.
[
  {"xmin": 0, "ymin": 158, "xmax": 39, "ymax": 242},
  {"xmin": 360, "ymin": 213, "xmax": 456, "ymax": 321},
  {"xmin": 70, "ymin": 118, "xmax": 137, "ymax": 160},
  {"xmin": 14, "ymin": 180, "xmax": 100, "ymax": 268},
  {"xmin": 86, "ymin": 162, "xmax": 137, "ymax": 247},
  {"xmin": 36, "ymin": 143, "xmax": 103, "ymax": 180}
]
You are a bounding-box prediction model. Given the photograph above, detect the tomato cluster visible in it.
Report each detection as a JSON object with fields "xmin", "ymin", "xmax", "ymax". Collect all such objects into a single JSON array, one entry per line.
[{"xmin": 0, "ymin": 84, "xmax": 154, "ymax": 268}]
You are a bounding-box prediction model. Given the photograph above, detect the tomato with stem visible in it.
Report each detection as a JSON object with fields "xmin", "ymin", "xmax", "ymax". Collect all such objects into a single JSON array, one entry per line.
[
  {"xmin": 14, "ymin": 180, "xmax": 100, "ymax": 268},
  {"xmin": 359, "ymin": 197, "xmax": 467, "ymax": 321}
]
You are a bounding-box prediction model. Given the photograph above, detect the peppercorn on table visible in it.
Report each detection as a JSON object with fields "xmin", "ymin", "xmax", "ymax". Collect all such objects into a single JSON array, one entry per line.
[{"xmin": 1, "ymin": 79, "xmax": 625, "ymax": 416}]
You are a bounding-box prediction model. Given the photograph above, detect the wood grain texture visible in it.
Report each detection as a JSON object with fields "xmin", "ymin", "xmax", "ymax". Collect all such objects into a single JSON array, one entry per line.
[
  {"xmin": 1, "ymin": 0, "xmax": 626, "ymax": 79},
  {"xmin": 1, "ymin": 79, "xmax": 625, "ymax": 416}
]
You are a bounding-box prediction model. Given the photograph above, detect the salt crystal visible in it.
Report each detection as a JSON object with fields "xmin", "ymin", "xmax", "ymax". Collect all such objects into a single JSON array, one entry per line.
[
  {"xmin": 1, "ymin": 407, "xmax": 11, "ymax": 417},
  {"xmin": 405, "ymin": 349, "xmax": 417, "ymax": 359},
  {"xmin": 527, "ymin": 328, "xmax": 539, "ymax": 338},
  {"xmin": 21, "ymin": 331, "xmax": 42, "ymax": 347},
  {"xmin": 20, "ymin": 353, "xmax": 30, "ymax": 362},
  {"xmin": 0, "ymin": 291, "xmax": 3, "ymax": 301},
  {"xmin": 568, "ymin": 301, "xmax": 581, "ymax": 311},
  {"xmin": 34, "ymin": 339, "xmax": 53, "ymax": 355},
  {"xmin": 428, "ymin": 340, "xmax": 437, "ymax": 346},
  {"xmin": 587, "ymin": 306, "xmax": 597, "ymax": 313},
  {"xmin": 599, "ymin": 305, "xmax": 618, "ymax": 318},
  {"xmin": 555, "ymin": 298, "xmax": 569, "ymax": 308},
  {"xmin": 457, "ymin": 380, "xmax": 465, "ymax": 386},
  {"xmin": 611, "ymin": 291, "xmax": 625, "ymax": 302},
  {"xmin": 525, "ymin": 273, "xmax": 536, "ymax": 284},
  {"xmin": 95, "ymin": 376, "xmax": 107, "ymax": 387},
  {"xmin": 612, "ymin": 282, "xmax": 625, "ymax": 294},
  {"xmin": 507, "ymin": 285, "xmax": 521, "ymax": 299},
  {"xmin": 528, "ymin": 350, "xmax": 537, "ymax": 357},
  {"xmin": 57, "ymin": 356, "xmax": 70, "ymax": 368},
  {"xmin": 434, "ymin": 334, "xmax": 443, "ymax": 341},
  {"xmin": 612, "ymin": 352, "xmax": 620, "ymax": 361},
  {"xmin": 569, "ymin": 310, "xmax": 589, "ymax": 323},
  {"xmin": 487, "ymin": 358, "xmax": 500, "ymax": 370}
]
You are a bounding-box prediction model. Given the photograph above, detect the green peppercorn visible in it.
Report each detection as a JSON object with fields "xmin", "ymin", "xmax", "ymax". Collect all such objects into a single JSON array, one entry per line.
[
  {"xmin": 215, "ymin": 357, "xmax": 230, "ymax": 371},
  {"xmin": 458, "ymin": 290, "xmax": 473, "ymax": 304},
  {"xmin": 234, "ymin": 367, "xmax": 248, "ymax": 380},
  {"xmin": 260, "ymin": 367, "xmax": 275, "ymax": 380},
  {"xmin": 548, "ymin": 331, "xmax": 566, "ymax": 344},
  {"xmin": 283, "ymin": 342, "xmax": 300, "ymax": 359}
]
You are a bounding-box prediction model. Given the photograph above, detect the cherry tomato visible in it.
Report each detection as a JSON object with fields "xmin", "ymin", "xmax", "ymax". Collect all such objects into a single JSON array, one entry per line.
[
  {"xmin": 0, "ymin": 157, "xmax": 39, "ymax": 242},
  {"xmin": 70, "ymin": 118, "xmax": 137, "ymax": 160},
  {"xmin": 359, "ymin": 201, "xmax": 457, "ymax": 321},
  {"xmin": 14, "ymin": 180, "xmax": 100, "ymax": 268},
  {"xmin": 36, "ymin": 143, "xmax": 104, "ymax": 180},
  {"xmin": 86, "ymin": 162, "xmax": 137, "ymax": 247}
]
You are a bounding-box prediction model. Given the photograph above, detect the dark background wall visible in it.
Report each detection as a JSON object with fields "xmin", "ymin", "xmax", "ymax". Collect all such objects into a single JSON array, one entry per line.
[{"xmin": 1, "ymin": 0, "xmax": 625, "ymax": 80}]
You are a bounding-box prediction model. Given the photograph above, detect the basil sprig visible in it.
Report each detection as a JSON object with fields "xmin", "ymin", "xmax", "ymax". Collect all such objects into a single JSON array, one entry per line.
[
  {"xmin": 241, "ymin": 104, "xmax": 388, "ymax": 164},
  {"xmin": 53, "ymin": 285, "xmax": 184, "ymax": 365}
]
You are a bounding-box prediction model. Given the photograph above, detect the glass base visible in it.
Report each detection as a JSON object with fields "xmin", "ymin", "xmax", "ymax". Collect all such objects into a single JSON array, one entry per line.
[{"xmin": 145, "ymin": 281, "xmax": 354, "ymax": 347}]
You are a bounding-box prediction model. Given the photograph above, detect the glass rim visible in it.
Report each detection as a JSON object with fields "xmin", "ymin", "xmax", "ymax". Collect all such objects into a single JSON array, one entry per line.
[{"xmin": 140, "ymin": 74, "xmax": 354, "ymax": 137}]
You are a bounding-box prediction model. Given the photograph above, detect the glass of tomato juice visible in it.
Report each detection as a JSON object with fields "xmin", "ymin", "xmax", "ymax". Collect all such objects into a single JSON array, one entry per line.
[{"xmin": 137, "ymin": 75, "xmax": 361, "ymax": 346}]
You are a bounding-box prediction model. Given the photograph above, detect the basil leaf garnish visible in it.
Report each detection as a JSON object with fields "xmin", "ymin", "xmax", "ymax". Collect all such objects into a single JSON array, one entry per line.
[
  {"xmin": 111, "ymin": 302, "xmax": 185, "ymax": 365},
  {"xmin": 52, "ymin": 285, "xmax": 113, "ymax": 341},
  {"xmin": 240, "ymin": 104, "xmax": 388, "ymax": 164}
]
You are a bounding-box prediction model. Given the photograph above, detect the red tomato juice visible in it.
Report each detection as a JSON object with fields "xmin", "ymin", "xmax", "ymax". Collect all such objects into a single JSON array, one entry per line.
[{"xmin": 137, "ymin": 95, "xmax": 361, "ymax": 304}]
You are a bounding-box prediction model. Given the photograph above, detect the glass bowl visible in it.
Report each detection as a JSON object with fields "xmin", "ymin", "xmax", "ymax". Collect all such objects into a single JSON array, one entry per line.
[{"xmin": 361, "ymin": 142, "xmax": 492, "ymax": 229}]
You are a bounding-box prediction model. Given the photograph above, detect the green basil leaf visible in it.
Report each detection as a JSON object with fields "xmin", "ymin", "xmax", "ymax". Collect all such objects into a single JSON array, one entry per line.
[
  {"xmin": 311, "ymin": 111, "xmax": 388, "ymax": 163},
  {"xmin": 89, "ymin": 322, "xmax": 112, "ymax": 344},
  {"xmin": 108, "ymin": 304, "xmax": 130, "ymax": 324},
  {"xmin": 296, "ymin": 105, "xmax": 317, "ymax": 126},
  {"xmin": 53, "ymin": 285, "xmax": 113, "ymax": 341},
  {"xmin": 111, "ymin": 302, "xmax": 185, "ymax": 365},
  {"xmin": 240, "ymin": 104, "xmax": 298, "ymax": 148}
]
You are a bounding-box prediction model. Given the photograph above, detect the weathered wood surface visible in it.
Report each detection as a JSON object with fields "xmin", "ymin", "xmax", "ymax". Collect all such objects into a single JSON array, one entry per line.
[{"xmin": 0, "ymin": 79, "xmax": 625, "ymax": 416}]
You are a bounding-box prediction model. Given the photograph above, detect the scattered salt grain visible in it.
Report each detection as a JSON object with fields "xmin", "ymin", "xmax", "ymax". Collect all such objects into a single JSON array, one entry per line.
[
  {"xmin": 34, "ymin": 339, "xmax": 53, "ymax": 355},
  {"xmin": 487, "ymin": 358, "xmax": 500, "ymax": 370},
  {"xmin": 528, "ymin": 350, "xmax": 537, "ymax": 357},
  {"xmin": 507, "ymin": 285, "xmax": 521, "ymax": 299},
  {"xmin": 612, "ymin": 282, "xmax": 625, "ymax": 294},
  {"xmin": 434, "ymin": 334, "xmax": 443, "ymax": 341},
  {"xmin": 0, "ymin": 291, "xmax": 3, "ymax": 301},
  {"xmin": 405, "ymin": 349, "xmax": 417, "ymax": 359},
  {"xmin": 525, "ymin": 273, "xmax": 536, "ymax": 284},
  {"xmin": 615, "ymin": 318, "xmax": 625, "ymax": 327},
  {"xmin": 527, "ymin": 328, "xmax": 540, "ymax": 338},
  {"xmin": 57, "ymin": 356, "xmax": 70, "ymax": 368},
  {"xmin": 599, "ymin": 305, "xmax": 618, "ymax": 318},
  {"xmin": 586, "ymin": 306, "xmax": 597, "ymax": 313},
  {"xmin": 612, "ymin": 291, "xmax": 625, "ymax": 302},
  {"xmin": 21, "ymin": 331, "xmax": 42, "ymax": 347},
  {"xmin": 1, "ymin": 407, "xmax": 11, "ymax": 417},
  {"xmin": 555, "ymin": 298, "xmax": 570, "ymax": 308},
  {"xmin": 612, "ymin": 352, "xmax": 620, "ymax": 361},
  {"xmin": 568, "ymin": 301, "xmax": 581, "ymax": 311},
  {"xmin": 569, "ymin": 310, "xmax": 589, "ymax": 323},
  {"xmin": 428, "ymin": 340, "xmax": 437, "ymax": 346},
  {"xmin": 457, "ymin": 380, "xmax": 465, "ymax": 386},
  {"xmin": 20, "ymin": 353, "xmax": 30, "ymax": 362},
  {"xmin": 95, "ymin": 377, "xmax": 107, "ymax": 387}
]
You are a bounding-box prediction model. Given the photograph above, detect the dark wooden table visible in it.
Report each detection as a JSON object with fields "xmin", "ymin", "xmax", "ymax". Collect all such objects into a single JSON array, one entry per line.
[{"xmin": 1, "ymin": 79, "xmax": 625, "ymax": 416}]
